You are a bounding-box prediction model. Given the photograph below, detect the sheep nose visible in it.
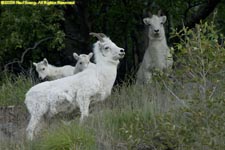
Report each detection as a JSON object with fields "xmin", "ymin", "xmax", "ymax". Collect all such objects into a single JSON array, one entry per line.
[
  {"xmin": 154, "ymin": 29, "xmax": 159, "ymax": 33},
  {"xmin": 120, "ymin": 49, "xmax": 125, "ymax": 53}
]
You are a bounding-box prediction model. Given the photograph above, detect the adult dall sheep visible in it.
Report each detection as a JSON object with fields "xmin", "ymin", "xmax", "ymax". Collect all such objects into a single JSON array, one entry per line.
[
  {"xmin": 25, "ymin": 32, "xmax": 125, "ymax": 140},
  {"xmin": 136, "ymin": 11, "xmax": 173, "ymax": 84}
]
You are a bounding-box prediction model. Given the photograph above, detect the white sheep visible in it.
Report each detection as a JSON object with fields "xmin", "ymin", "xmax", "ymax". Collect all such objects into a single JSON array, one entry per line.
[
  {"xmin": 136, "ymin": 11, "xmax": 173, "ymax": 84},
  {"xmin": 33, "ymin": 53, "xmax": 93, "ymax": 80},
  {"xmin": 33, "ymin": 58, "xmax": 74, "ymax": 80},
  {"xmin": 73, "ymin": 52, "xmax": 94, "ymax": 74},
  {"xmin": 25, "ymin": 32, "xmax": 125, "ymax": 140}
]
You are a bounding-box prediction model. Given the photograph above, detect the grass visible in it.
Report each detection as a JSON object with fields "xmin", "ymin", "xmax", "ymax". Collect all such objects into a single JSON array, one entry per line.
[
  {"xmin": 35, "ymin": 122, "xmax": 96, "ymax": 150},
  {"xmin": 1, "ymin": 73, "xmax": 225, "ymax": 150},
  {"xmin": 1, "ymin": 20, "xmax": 225, "ymax": 149},
  {"xmin": 86, "ymin": 79, "xmax": 225, "ymax": 150},
  {"xmin": 0, "ymin": 72, "xmax": 36, "ymax": 106}
]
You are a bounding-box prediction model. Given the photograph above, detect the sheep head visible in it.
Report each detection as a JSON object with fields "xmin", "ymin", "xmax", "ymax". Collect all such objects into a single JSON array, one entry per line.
[
  {"xmin": 90, "ymin": 32, "xmax": 125, "ymax": 63},
  {"xmin": 73, "ymin": 52, "xmax": 93, "ymax": 72},
  {"xmin": 143, "ymin": 11, "xmax": 167, "ymax": 40},
  {"xmin": 33, "ymin": 58, "xmax": 50, "ymax": 80}
]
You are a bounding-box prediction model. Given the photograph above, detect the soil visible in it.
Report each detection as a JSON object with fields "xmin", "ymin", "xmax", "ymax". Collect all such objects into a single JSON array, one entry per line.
[{"xmin": 0, "ymin": 105, "xmax": 29, "ymax": 142}]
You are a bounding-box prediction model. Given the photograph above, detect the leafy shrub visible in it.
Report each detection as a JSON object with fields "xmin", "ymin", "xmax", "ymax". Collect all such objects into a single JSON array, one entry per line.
[
  {"xmin": 104, "ymin": 96, "xmax": 224, "ymax": 149},
  {"xmin": 171, "ymin": 21, "xmax": 225, "ymax": 100},
  {"xmin": 0, "ymin": 6, "xmax": 65, "ymax": 68},
  {"xmin": 2, "ymin": 20, "xmax": 225, "ymax": 150},
  {"xmin": 96, "ymin": 21, "xmax": 225, "ymax": 150}
]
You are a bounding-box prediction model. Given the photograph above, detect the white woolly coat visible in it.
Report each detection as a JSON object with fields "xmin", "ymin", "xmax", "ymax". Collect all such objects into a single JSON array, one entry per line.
[
  {"xmin": 47, "ymin": 65, "xmax": 75, "ymax": 80},
  {"xmin": 136, "ymin": 39, "xmax": 173, "ymax": 84},
  {"xmin": 25, "ymin": 63, "xmax": 115, "ymax": 118},
  {"xmin": 25, "ymin": 36, "xmax": 124, "ymax": 140},
  {"xmin": 136, "ymin": 15, "xmax": 173, "ymax": 84}
]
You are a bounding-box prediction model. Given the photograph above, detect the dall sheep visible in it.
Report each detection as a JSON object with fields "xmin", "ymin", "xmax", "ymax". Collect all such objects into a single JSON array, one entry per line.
[
  {"xmin": 136, "ymin": 11, "xmax": 173, "ymax": 84},
  {"xmin": 33, "ymin": 53, "xmax": 92, "ymax": 80},
  {"xmin": 25, "ymin": 32, "xmax": 125, "ymax": 140},
  {"xmin": 73, "ymin": 52, "xmax": 94, "ymax": 74}
]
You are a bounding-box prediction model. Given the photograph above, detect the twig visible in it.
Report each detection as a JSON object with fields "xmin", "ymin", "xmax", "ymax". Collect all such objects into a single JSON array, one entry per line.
[
  {"xmin": 209, "ymin": 86, "xmax": 217, "ymax": 99},
  {"xmin": 4, "ymin": 37, "xmax": 53, "ymax": 71},
  {"xmin": 65, "ymin": 34, "xmax": 85, "ymax": 43},
  {"xmin": 162, "ymin": 80, "xmax": 187, "ymax": 106},
  {"xmin": 184, "ymin": 1, "xmax": 206, "ymax": 20}
]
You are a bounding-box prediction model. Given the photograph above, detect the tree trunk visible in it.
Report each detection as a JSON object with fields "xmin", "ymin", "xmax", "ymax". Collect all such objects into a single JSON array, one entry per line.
[{"xmin": 63, "ymin": 1, "xmax": 91, "ymax": 64}]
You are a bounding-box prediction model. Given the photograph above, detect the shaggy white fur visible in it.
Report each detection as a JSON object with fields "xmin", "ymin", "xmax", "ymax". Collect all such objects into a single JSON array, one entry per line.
[
  {"xmin": 136, "ymin": 14, "xmax": 173, "ymax": 84},
  {"xmin": 33, "ymin": 53, "xmax": 92, "ymax": 80},
  {"xmin": 33, "ymin": 58, "xmax": 74, "ymax": 80},
  {"xmin": 73, "ymin": 52, "xmax": 93, "ymax": 74},
  {"xmin": 25, "ymin": 33, "xmax": 125, "ymax": 140}
]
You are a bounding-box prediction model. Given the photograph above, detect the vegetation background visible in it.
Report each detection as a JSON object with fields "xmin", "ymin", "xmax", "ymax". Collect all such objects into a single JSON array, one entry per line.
[
  {"xmin": 0, "ymin": 0, "xmax": 224, "ymax": 79},
  {"xmin": 0, "ymin": 0, "xmax": 225, "ymax": 150}
]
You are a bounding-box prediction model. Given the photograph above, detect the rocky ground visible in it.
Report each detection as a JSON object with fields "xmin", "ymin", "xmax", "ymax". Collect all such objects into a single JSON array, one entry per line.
[{"xmin": 0, "ymin": 106, "xmax": 28, "ymax": 142}]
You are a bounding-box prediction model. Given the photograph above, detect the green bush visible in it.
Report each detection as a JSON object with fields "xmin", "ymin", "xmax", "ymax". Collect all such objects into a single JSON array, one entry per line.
[
  {"xmin": 171, "ymin": 21, "xmax": 225, "ymax": 100},
  {"xmin": 105, "ymin": 97, "xmax": 225, "ymax": 150},
  {"xmin": 2, "ymin": 20, "xmax": 225, "ymax": 150},
  {"xmin": 0, "ymin": 6, "xmax": 65, "ymax": 67},
  {"xmin": 90, "ymin": 21, "xmax": 225, "ymax": 149}
]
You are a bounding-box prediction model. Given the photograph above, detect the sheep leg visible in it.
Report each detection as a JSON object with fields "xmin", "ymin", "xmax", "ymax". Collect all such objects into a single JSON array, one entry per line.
[
  {"xmin": 26, "ymin": 115, "xmax": 43, "ymax": 140},
  {"xmin": 80, "ymin": 101, "xmax": 90, "ymax": 122},
  {"xmin": 77, "ymin": 95, "xmax": 91, "ymax": 123}
]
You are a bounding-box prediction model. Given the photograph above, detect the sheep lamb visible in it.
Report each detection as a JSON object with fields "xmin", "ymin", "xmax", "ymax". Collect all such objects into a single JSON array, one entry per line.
[
  {"xmin": 73, "ymin": 52, "xmax": 93, "ymax": 74},
  {"xmin": 33, "ymin": 52, "xmax": 92, "ymax": 80},
  {"xmin": 25, "ymin": 32, "xmax": 125, "ymax": 140},
  {"xmin": 136, "ymin": 11, "xmax": 173, "ymax": 84}
]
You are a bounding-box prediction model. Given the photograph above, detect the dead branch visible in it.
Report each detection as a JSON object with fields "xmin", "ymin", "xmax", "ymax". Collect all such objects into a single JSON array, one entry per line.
[
  {"xmin": 162, "ymin": 80, "xmax": 187, "ymax": 106},
  {"xmin": 4, "ymin": 37, "xmax": 53, "ymax": 71}
]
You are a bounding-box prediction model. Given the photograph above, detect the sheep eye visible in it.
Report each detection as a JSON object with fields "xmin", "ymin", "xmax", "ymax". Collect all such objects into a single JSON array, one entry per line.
[
  {"xmin": 42, "ymin": 68, "xmax": 45, "ymax": 71},
  {"xmin": 105, "ymin": 46, "xmax": 109, "ymax": 50},
  {"xmin": 79, "ymin": 62, "xmax": 82, "ymax": 65},
  {"xmin": 148, "ymin": 24, "xmax": 152, "ymax": 26},
  {"xmin": 160, "ymin": 22, "xmax": 163, "ymax": 25}
]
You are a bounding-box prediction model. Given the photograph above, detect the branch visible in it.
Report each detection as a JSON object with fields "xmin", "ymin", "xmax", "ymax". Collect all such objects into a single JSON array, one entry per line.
[
  {"xmin": 184, "ymin": 1, "xmax": 206, "ymax": 20},
  {"xmin": 209, "ymin": 86, "xmax": 217, "ymax": 99},
  {"xmin": 65, "ymin": 34, "xmax": 85, "ymax": 43},
  {"xmin": 4, "ymin": 37, "xmax": 53, "ymax": 71},
  {"xmin": 162, "ymin": 80, "xmax": 187, "ymax": 106},
  {"xmin": 182, "ymin": 0, "xmax": 221, "ymax": 29}
]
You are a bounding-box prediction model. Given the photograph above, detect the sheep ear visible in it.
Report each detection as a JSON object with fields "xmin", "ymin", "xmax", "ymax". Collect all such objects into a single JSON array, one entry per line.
[
  {"xmin": 33, "ymin": 62, "xmax": 37, "ymax": 67},
  {"xmin": 143, "ymin": 18, "xmax": 150, "ymax": 25},
  {"xmin": 43, "ymin": 58, "xmax": 48, "ymax": 66},
  {"xmin": 161, "ymin": 16, "xmax": 167, "ymax": 23},
  {"xmin": 98, "ymin": 42, "xmax": 104, "ymax": 49},
  {"xmin": 73, "ymin": 53, "xmax": 79, "ymax": 60},
  {"xmin": 88, "ymin": 52, "xmax": 93, "ymax": 59}
]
